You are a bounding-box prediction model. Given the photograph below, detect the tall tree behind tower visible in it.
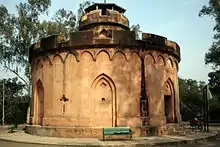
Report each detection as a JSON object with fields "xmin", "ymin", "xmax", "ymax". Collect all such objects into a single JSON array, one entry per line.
[
  {"xmin": 199, "ymin": 0, "xmax": 220, "ymax": 95},
  {"xmin": 0, "ymin": 0, "xmax": 93, "ymax": 95}
]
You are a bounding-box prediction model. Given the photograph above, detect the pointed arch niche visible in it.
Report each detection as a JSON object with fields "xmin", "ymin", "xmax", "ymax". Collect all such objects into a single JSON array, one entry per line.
[
  {"xmin": 90, "ymin": 74, "xmax": 116, "ymax": 127},
  {"xmin": 35, "ymin": 79, "xmax": 44, "ymax": 125},
  {"xmin": 164, "ymin": 78, "xmax": 176, "ymax": 123}
]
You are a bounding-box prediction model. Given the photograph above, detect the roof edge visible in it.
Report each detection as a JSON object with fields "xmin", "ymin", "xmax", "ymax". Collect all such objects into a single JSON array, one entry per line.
[{"xmin": 85, "ymin": 3, "xmax": 126, "ymax": 13}]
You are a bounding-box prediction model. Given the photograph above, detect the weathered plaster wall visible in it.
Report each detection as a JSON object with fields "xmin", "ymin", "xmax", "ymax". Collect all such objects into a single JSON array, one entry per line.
[
  {"xmin": 145, "ymin": 50, "xmax": 180, "ymax": 125},
  {"xmin": 30, "ymin": 48, "xmax": 180, "ymax": 128},
  {"xmin": 80, "ymin": 9, "xmax": 129, "ymax": 31}
]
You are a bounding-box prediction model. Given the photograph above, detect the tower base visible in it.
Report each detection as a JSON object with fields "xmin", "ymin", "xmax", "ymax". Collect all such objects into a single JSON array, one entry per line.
[{"xmin": 25, "ymin": 125, "xmax": 160, "ymax": 138}]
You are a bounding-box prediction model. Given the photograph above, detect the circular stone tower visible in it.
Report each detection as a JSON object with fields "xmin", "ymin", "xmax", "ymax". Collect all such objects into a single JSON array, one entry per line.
[{"xmin": 27, "ymin": 3, "xmax": 181, "ymax": 138}]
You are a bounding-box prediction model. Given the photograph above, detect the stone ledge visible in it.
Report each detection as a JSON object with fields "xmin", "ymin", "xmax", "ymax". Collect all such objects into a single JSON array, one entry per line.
[{"xmin": 0, "ymin": 131, "xmax": 218, "ymax": 147}]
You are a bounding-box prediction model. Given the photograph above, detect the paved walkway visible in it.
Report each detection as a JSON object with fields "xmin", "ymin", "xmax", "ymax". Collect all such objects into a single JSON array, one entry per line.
[
  {"xmin": 180, "ymin": 141, "xmax": 220, "ymax": 147},
  {"xmin": 0, "ymin": 130, "xmax": 217, "ymax": 147}
]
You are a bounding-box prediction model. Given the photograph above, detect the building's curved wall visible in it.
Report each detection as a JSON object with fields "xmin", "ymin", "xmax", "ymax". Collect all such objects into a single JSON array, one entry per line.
[
  {"xmin": 80, "ymin": 9, "xmax": 129, "ymax": 30},
  {"xmin": 144, "ymin": 50, "xmax": 180, "ymax": 126},
  {"xmin": 30, "ymin": 48, "xmax": 180, "ymax": 127}
]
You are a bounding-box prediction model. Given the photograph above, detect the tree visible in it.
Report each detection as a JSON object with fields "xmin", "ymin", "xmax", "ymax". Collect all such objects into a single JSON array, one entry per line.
[
  {"xmin": 0, "ymin": 0, "xmax": 93, "ymax": 96},
  {"xmin": 76, "ymin": 1, "xmax": 94, "ymax": 30},
  {"xmin": 199, "ymin": 0, "xmax": 220, "ymax": 95},
  {"xmin": 39, "ymin": 8, "xmax": 77, "ymax": 37},
  {"xmin": 0, "ymin": 1, "xmax": 93, "ymax": 124},
  {"xmin": 179, "ymin": 77, "xmax": 206, "ymax": 121},
  {"xmin": 130, "ymin": 24, "xmax": 142, "ymax": 40},
  {"xmin": 0, "ymin": 0, "xmax": 53, "ymax": 95},
  {"xmin": 0, "ymin": 78, "xmax": 29, "ymax": 124}
]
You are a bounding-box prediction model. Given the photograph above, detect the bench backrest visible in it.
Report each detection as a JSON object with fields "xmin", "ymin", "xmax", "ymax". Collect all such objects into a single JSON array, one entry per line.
[{"xmin": 103, "ymin": 127, "xmax": 131, "ymax": 135}]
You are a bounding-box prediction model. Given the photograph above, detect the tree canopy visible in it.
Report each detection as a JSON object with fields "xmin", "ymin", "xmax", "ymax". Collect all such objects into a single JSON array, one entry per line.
[
  {"xmin": 0, "ymin": 0, "xmax": 93, "ymax": 94},
  {"xmin": 179, "ymin": 78, "xmax": 206, "ymax": 120},
  {"xmin": 130, "ymin": 24, "xmax": 142, "ymax": 39},
  {"xmin": 199, "ymin": 0, "xmax": 220, "ymax": 96},
  {"xmin": 0, "ymin": 78, "xmax": 29, "ymax": 124},
  {"xmin": 0, "ymin": 0, "xmax": 95, "ymax": 124}
]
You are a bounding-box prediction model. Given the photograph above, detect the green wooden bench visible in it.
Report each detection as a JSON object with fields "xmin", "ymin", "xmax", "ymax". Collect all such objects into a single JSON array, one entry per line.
[{"xmin": 103, "ymin": 127, "xmax": 132, "ymax": 141}]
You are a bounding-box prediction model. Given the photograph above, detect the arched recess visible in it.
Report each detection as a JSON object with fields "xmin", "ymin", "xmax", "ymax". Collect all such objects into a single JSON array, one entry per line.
[
  {"xmin": 43, "ymin": 56, "xmax": 52, "ymax": 66},
  {"xmin": 53, "ymin": 54, "xmax": 64, "ymax": 89},
  {"xmin": 145, "ymin": 53, "xmax": 156, "ymax": 64},
  {"xmin": 90, "ymin": 73, "xmax": 116, "ymax": 127},
  {"xmin": 35, "ymin": 79, "xmax": 44, "ymax": 125},
  {"xmin": 53, "ymin": 54, "xmax": 64, "ymax": 64},
  {"xmin": 157, "ymin": 55, "xmax": 166, "ymax": 66},
  {"xmin": 167, "ymin": 58, "xmax": 174, "ymax": 68},
  {"xmin": 164, "ymin": 78, "xmax": 176, "ymax": 123},
  {"xmin": 112, "ymin": 51, "xmax": 128, "ymax": 61},
  {"xmin": 129, "ymin": 51, "xmax": 141, "ymax": 61},
  {"xmin": 64, "ymin": 52, "xmax": 79, "ymax": 63},
  {"xmin": 80, "ymin": 50, "xmax": 95, "ymax": 61},
  {"xmin": 95, "ymin": 50, "xmax": 112, "ymax": 61},
  {"xmin": 129, "ymin": 52, "xmax": 141, "ymax": 116}
]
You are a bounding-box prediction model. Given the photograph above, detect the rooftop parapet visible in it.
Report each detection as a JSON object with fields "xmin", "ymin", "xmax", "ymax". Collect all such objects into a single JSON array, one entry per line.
[
  {"xmin": 84, "ymin": 3, "xmax": 126, "ymax": 14},
  {"xmin": 142, "ymin": 33, "xmax": 180, "ymax": 56},
  {"xmin": 29, "ymin": 31, "xmax": 180, "ymax": 62}
]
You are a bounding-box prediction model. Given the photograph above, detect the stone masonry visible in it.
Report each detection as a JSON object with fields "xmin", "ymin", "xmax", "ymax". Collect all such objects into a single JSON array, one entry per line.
[{"xmin": 27, "ymin": 3, "xmax": 181, "ymax": 138}]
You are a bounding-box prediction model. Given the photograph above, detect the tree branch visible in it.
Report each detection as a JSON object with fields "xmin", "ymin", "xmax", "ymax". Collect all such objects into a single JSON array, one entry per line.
[
  {"xmin": 15, "ymin": 47, "xmax": 28, "ymax": 64},
  {"xmin": 3, "ymin": 62, "xmax": 29, "ymax": 92}
]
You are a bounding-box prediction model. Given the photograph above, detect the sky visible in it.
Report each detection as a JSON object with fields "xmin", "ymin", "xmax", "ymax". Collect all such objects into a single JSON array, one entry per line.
[{"xmin": 0, "ymin": 0, "xmax": 216, "ymax": 83}]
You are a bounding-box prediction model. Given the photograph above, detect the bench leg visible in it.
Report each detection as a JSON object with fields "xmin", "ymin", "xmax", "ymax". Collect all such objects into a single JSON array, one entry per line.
[{"xmin": 102, "ymin": 129, "xmax": 104, "ymax": 141}]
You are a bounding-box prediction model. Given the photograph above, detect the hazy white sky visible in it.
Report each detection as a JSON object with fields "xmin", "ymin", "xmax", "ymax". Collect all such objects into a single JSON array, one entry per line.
[{"xmin": 0, "ymin": 0, "xmax": 215, "ymax": 82}]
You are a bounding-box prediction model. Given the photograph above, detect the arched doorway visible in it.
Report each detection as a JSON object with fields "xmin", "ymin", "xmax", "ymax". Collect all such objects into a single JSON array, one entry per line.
[
  {"xmin": 36, "ymin": 80, "xmax": 44, "ymax": 125},
  {"xmin": 164, "ymin": 79, "xmax": 175, "ymax": 123},
  {"xmin": 91, "ymin": 74, "xmax": 116, "ymax": 127}
]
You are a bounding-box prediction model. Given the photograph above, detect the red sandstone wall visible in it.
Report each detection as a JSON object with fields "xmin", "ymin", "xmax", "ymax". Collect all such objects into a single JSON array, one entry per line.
[
  {"xmin": 145, "ymin": 51, "xmax": 180, "ymax": 125},
  {"xmin": 30, "ymin": 48, "xmax": 180, "ymax": 127}
]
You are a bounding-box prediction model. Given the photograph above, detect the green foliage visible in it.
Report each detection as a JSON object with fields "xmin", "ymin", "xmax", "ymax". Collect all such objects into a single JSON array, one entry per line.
[
  {"xmin": 130, "ymin": 24, "xmax": 142, "ymax": 40},
  {"xmin": 179, "ymin": 77, "xmax": 206, "ymax": 120},
  {"xmin": 76, "ymin": 1, "xmax": 94, "ymax": 30},
  {"xmin": 0, "ymin": 78, "xmax": 30, "ymax": 124},
  {"xmin": 199, "ymin": 0, "xmax": 220, "ymax": 94},
  {"xmin": 0, "ymin": 1, "xmax": 93, "ymax": 124},
  {"xmin": 0, "ymin": 0, "xmax": 52, "ymax": 92},
  {"xmin": 8, "ymin": 124, "xmax": 18, "ymax": 133},
  {"xmin": 180, "ymin": 76, "xmax": 220, "ymax": 121},
  {"xmin": 0, "ymin": 1, "xmax": 93, "ymax": 94}
]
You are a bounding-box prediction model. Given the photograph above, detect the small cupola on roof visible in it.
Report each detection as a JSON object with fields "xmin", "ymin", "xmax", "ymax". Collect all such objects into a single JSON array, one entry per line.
[{"xmin": 79, "ymin": 3, "xmax": 129, "ymax": 31}]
